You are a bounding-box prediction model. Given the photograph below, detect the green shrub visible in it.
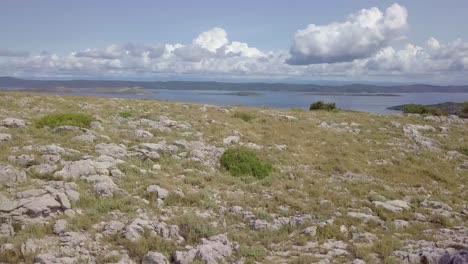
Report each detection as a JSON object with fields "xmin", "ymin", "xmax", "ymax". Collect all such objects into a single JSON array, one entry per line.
[
  {"xmin": 35, "ymin": 113, "xmax": 94, "ymax": 128},
  {"xmin": 309, "ymin": 101, "xmax": 336, "ymax": 111},
  {"xmin": 402, "ymin": 105, "xmax": 447, "ymax": 116},
  {"xmin": 119, "ymin": 111, "xmax": 133, "ymax": 118},
  {"xmin": 232, "ymin": 111, "xmax": 255, "ymax": 122},
  {"xmin": 220, "ymin": 148, "xmax": 272, "ymax": 178}
]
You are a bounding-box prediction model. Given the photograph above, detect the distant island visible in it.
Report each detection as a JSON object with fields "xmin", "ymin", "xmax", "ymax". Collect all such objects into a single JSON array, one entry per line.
[
  {"xmin": 389, "ymin": 102, "xmax": 468, "ymax": 117},
  {"xmin": 1, "ymin": 76, "xmax": 468, "ymax": 93}
]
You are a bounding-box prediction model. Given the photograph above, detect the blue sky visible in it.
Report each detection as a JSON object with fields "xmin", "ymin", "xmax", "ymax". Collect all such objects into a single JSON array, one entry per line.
[{"xmin": 1, "ymin": 0, "xmax": 468, "ymax": 83}]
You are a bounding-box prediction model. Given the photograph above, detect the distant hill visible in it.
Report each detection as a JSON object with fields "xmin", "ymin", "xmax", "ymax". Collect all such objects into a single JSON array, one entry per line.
[{"xmin": 1, "ymin": 76, "xmax": 468, "ymax": 93}]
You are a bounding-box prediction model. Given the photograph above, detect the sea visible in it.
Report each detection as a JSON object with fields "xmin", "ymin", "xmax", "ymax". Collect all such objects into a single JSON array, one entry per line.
[{"xmin": 2, "ymin": 88, "xmax": 468, "ymax": 114}]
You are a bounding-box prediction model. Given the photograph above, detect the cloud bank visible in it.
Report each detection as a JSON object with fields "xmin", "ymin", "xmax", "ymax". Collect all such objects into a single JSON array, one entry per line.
[{"xmin": 0, "ymin": 3, "xmax": 467, "ymax": 83}]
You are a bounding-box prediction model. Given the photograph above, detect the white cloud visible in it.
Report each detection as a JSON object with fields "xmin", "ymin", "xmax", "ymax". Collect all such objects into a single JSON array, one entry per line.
[
  {"xmin": 193, "ymin": 27, "xmax": 229, "ymax": 52},
  {"xmin": 74, "ymin": 44, "xmax": 166, "ymax": 60},
  {"xmin": 224, "ymin": 42, "xmax": 264, "ymax": 58},
  {"xmin": 287, "ymin": 3, "xmax": 408, "ymax": 64}
]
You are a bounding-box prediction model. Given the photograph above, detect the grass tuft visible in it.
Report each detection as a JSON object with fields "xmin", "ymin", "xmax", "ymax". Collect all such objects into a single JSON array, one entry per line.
[
  {"xmin": 172, "ymin": 213, "xmax": 217, "ymax": 244},
  {"xmin": 118, "ymin": 111, "xmax": 134, "ymax": 118},
  {"xmin": 232, "ymin": 111, "xmax": 255, "ymax": 122}
]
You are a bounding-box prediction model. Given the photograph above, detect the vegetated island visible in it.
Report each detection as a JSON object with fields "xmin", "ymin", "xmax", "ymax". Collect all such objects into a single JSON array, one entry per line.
[
  {"xmin": 388, "ymin": 102, "xmax": 468, "ymax": 118},
  {"xmin": 0, "ymin": 92, "xmax": 467, "ymax": 263},
  {"xmin": 303, "ymin": 92, "xmax": 400, "ymax": 96}
]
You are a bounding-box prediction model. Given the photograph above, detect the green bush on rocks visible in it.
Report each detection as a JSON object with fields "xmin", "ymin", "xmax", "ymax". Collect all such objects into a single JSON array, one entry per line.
[{"xmin": 220, "ymin": 148, "xmax": 272, "ymax": 179}]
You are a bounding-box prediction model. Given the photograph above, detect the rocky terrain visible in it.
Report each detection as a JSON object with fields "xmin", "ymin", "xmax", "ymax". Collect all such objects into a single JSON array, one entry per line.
[{"xmin": 0, "ymin": 92, "xmax": 467, "ymax": 264}]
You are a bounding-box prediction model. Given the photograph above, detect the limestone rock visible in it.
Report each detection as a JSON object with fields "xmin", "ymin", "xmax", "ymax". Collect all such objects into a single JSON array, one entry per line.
[
  {"xmin": 28, "ymin": 163, "xmax": 58, "ymax": 176},
  {"xmin": 0, "ymin": 164, "xmax": 27, "ymax": 185},
  {"xmin": 403, "ymin": 124, "xmax": 439, "ymax": 149},
  {"xmin": 53, "ymin": 219, "xmax": 68, "ymax": 234},
  {"xmin": 8, "ymin": 154, "xmax": 35, "ymax": 166},
  {"xmin": 102, "ymin": 220, "xmax": 125, "ymax": 236},
  {"xmin": 54, "ymin": 157, "xmax": 120, "ymax": 179},
  {"xmin": 142, "ymin": 252, "xmax": 169, "ymax": 264},
  {"xmin": 135, "ymin": 129, "xmax": 154, "ymax": 139},
  {"xmin": 0, "ymin": 133, "xmax": 12, "ymax": 142},
  {"xmin": 223, "ymin": 135, "xmax": 240, "ymax": 145},
  {"xmin": 0, "ymin": 223, "xmax": 15, "ymax": 237},
  {"xmin": 95, "ymin": 143, "xmax": 128, "ymax": 159},
  {"xmin": 147, "ymin": 185, "xmax": 169, "ymax": 199},
  {"xmin": 2, "ymin": 118, "xmax": 26, "ymax": 128},
  {"xmin": 373, "ymin": 200, "xmax": 410, "ymax": 213},
  {"xmin": 21, "ymin": 194, "xmax": 62, "ymax": 217},
  {"xmin": 303, "ymin": 226, "xmax": 317, "ymax": 236}
]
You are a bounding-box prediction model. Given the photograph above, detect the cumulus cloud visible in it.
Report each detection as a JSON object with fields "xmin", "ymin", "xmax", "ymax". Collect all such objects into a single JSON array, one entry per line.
[
  {"xmin": 223, "ymin": 42, "xmax": 264, "ymax": 58},
  {"xmin": 0, "ymin": 49, "xmax": 29, "ymax": 57},
  {"xmin": 287, "ymin": 3, "xmax": 408, "ymax": 65},
  {"xmin": 193, "ymin": 27, "xmax": 229, "ymax": 52}
]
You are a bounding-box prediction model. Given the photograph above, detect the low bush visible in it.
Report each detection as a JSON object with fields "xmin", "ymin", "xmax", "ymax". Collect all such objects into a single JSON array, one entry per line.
[
  {"xmin": 232, "ymin": 111, "xmax": 255, "ymax": 122},
  {"xmin": 402, "ymin": 104, "xmax": 447, "ymax": 116},
  {"xmin": 220, "ymin": 148, "xmax": 272, "ymax": 178},
  {"xmin": 35, "ymin": 113, "xmax": 94, "ymax": 128},
  {"xmin": 309, "ymin": 101, "xmax": 336, "ymax": 111}
]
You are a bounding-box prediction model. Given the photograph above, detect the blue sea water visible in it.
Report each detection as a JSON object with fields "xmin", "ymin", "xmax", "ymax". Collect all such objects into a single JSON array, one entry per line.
[{"xmin": 3, "ymin": 88, "xmax": 468, "ymax": 114}]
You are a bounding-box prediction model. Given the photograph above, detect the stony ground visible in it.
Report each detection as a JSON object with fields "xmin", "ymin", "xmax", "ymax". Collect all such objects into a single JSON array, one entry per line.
[{"xmin": 0, "ymin": 92, "xmax": 467, "ymax": 264}]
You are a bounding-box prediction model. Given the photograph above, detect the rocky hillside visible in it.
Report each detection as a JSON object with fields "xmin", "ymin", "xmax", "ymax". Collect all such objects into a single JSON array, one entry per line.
[{"xmin": 0, "ymin": 92, "xmax": 467, "ymax": 264}]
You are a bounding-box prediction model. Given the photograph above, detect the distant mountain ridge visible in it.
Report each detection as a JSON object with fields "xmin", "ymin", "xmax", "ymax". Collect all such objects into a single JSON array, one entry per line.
[{"xmin": 1, "ymin": 76, "xmax": 468, "ymax": 93}]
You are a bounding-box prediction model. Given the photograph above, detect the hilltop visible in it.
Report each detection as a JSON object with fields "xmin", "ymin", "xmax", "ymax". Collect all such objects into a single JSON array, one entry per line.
[{"xmin": 0, "ymin": 92, "xmax": 467, "ymax": 263}]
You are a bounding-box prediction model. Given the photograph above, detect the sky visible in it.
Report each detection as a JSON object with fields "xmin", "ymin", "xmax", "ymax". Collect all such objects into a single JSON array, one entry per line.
[{"xmin": 1, "ymin": 0, "xmax": 468, "ymax": 84}]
